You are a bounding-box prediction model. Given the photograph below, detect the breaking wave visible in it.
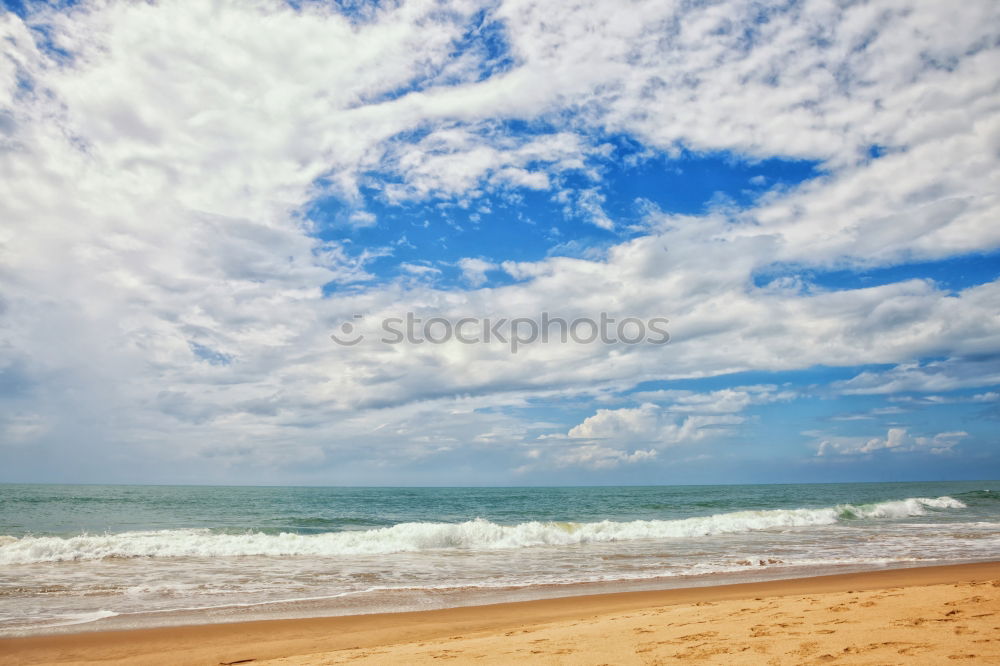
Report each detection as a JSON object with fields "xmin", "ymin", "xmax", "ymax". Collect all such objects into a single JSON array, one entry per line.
[{"xmin": 0, "ymin": 496, "xmax": 965, "ymax": 564}]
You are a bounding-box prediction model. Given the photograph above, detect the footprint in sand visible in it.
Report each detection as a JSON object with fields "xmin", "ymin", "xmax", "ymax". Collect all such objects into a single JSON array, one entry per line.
[
  {"xmin": 789, "ymin": 640, "xmax": 819, "ymax": 657},
  {"xmin": 945, "ymin": 596, "xmax": 986, "ymax": 606},
  {"xmin": 676, "ymin": 631, "xmax": 719, "ymax": 641},
  {"xmin": 430, "ymin": 650, "xmax": 459, "ymax": 659}
]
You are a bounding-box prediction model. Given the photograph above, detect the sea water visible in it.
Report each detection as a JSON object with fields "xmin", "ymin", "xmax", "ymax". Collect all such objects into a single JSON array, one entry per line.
[{"xmin": 1, "ymin": 481, "xmax": 998, "ymax": 635}]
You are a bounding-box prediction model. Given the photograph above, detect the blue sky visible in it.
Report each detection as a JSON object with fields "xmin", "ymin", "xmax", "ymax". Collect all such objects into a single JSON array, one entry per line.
[{"xmin": 0, "ymin": 0, "xmax": 998, "ymax": 485}]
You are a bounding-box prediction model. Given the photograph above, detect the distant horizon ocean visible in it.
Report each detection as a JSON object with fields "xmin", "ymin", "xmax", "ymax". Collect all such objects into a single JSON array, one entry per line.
[{"xmin": 2, "ymin": 480, "xmax": 999, "ymax": 636}]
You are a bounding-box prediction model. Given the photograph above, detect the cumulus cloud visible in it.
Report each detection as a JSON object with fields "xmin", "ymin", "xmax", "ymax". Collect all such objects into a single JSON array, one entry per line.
[
  {"xmin": 815, "ymin": 428, "xmax": 967, "ymax": 457},
  {"xmin": 567, "ymin": 403, "xmax": 744, "ymax": 446},
  {"xmin": 559, "ymin": 385, "xmax": 795, "ymax": 455}
]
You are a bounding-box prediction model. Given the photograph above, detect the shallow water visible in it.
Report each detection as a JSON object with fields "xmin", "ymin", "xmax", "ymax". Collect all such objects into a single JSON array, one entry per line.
[{"xmin": 1, "ymin": 481, "xmax": 998, "ymax": 635}]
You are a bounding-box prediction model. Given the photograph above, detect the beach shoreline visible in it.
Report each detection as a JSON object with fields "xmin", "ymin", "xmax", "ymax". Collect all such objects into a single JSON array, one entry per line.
[{"xmin": 3, "ymin": 560, "xmax": 999, "ymax": 665}]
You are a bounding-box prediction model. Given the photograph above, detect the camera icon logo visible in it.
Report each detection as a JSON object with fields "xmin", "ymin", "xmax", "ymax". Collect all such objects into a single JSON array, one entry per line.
[{"xmin": 330, "ymin": 314, "xmax": 364, "ymax": 346}]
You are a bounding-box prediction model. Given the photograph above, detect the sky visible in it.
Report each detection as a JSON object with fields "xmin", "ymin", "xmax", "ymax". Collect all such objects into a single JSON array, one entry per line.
[{"xmin": 0, "ymin": 0, "xmax": 998, "ymax": 486}]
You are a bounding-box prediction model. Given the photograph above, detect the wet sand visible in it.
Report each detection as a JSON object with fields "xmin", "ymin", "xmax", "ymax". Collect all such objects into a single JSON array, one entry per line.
[{"xmin": 3, "ymin": 561, "xmax": 999, "ymax": 665}]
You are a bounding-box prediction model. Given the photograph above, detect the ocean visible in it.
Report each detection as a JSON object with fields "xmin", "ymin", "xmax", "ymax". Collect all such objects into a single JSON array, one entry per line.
[{"xmin": 1, "ymin": 481, "xmax": 998, "ymax": 636}]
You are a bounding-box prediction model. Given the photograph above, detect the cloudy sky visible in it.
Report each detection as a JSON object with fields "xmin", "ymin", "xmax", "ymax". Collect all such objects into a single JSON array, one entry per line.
[{"xmin": 1, "ymin": 0, "xmax": 998, "ymax": 485}]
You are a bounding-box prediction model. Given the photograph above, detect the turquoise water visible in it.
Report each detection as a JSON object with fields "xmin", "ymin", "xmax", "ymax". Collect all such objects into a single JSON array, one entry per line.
[{"xmin": 1, "ymin": 481, "xmax": 999, "ymax": 634}]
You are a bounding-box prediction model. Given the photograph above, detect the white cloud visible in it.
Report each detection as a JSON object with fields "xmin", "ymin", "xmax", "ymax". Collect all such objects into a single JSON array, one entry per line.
[
  {"xmin": 559, "ymin": 187, "xmax": 614, "ymax": 230},
  {"xmin": 515, "ymin": 441, "xmax": 657, "ymax": 471},
  {"xmin": 0, "ymin": 0, "xmax": 998, "ymax": 479},
  {"xmin": 834, "ymin": 358, "xmax": 1000, "ymax": 395},
  {"xmin": 400, "ymin": 262, "xmax": 442, "ymax": 276},
  {"xmin": 567, "ymin": 403, "xmax": 743, "ymax": 445},
  {"xmin": 457, "ymin": 257, "xmax": 497, "ymax": 286},
  {"xmin": 551, "ymin": 444, "xmax": 657, "ymax": 470},
  {"xmin": 560, "ymin": 385, "xmax": 795, "ymax": 452},
  {"xmin": 815, "ymin": 428, "xmax": 967, "ymax": 457},
  {"xmin": 632, "ymin": 385, "xmax": 797, "ymax": 413},
  {"xmin": 347, "ymin": 210, "xmax": 378, "ymax": 228},
  {"xmin": 375, "ymin": 127, "xmax": 594, "ymax": 204}
]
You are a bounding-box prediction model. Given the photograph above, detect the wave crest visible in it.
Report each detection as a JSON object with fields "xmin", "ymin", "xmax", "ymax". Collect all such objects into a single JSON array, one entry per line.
[{"xmin": 0, "ymin": 496, "xmax": 965, "ymax": 564}]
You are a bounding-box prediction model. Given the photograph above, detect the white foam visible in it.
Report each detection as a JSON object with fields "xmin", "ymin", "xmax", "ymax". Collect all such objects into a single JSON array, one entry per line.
[
  {"xmin": 0, "ymin": 496, "xmax": 965, "ymax": 564},
  {"xmin": 40, "ymin": 610, "xmax": 118, "ymax": 629},
  {"xmin": 845, "ymin": 496, "xmax": 965, "ymax": 518}
]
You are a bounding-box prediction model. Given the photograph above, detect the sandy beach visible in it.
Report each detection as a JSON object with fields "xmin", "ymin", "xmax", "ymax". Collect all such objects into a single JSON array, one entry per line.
[{"xmin": 2, "ymin": 561, "xmax": 999, "ymax": 665}]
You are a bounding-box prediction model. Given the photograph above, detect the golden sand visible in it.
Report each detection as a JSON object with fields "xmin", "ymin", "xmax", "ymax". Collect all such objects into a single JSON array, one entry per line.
[{"xmin": 3, "ymin": 562, "xmax": 999, "ymax": 665}]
